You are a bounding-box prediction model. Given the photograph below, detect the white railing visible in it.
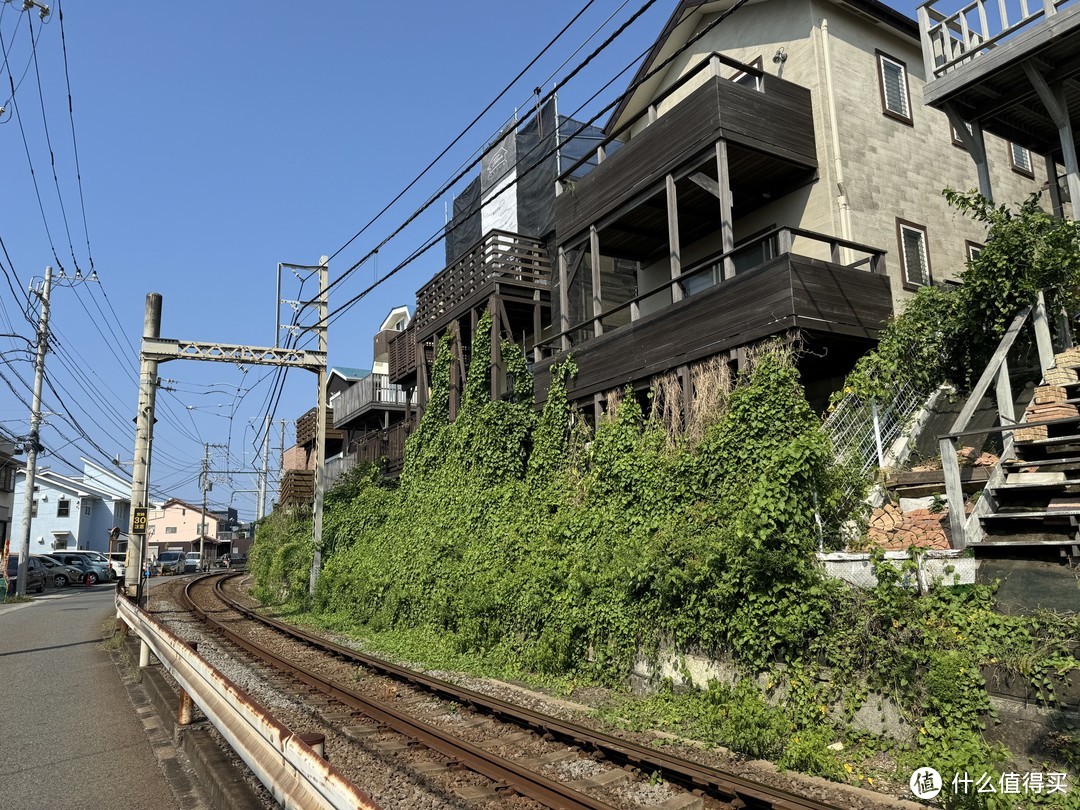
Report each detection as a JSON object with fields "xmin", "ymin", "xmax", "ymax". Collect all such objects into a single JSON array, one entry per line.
[
  {"xmin": 918, "ymin": 0, "xmax": 1077, "ymax": 81},
  {"xmin": 332, "ymin": 373, "xmax": 411, "ymax": 427},
  {"xmin": 115, "ymin": 594, "xmax": 378, "ymax": 810}
]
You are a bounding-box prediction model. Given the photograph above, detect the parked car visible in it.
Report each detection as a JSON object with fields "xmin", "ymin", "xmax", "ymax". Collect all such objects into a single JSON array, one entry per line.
[
  {"xmin": 184, "ymin": 552, "xmax": 203, "ymax": 574},
  {"xmin": 6, "ymin": 556, "xmax": 45, "ymax": 594},
  {"xmin": 34, "ymin": 554, "xmax": 84, "ymax": 587},
  {"xmin": 47, "ymin": 552, "xmax": 111, "ymax": 585},
  {"xmin": 156, "ymin": 551, "xmax": 184, "ymax": 576},
  {"xmin": 108, "ymin": 552, "xmax": 127, "ymax": 580}
]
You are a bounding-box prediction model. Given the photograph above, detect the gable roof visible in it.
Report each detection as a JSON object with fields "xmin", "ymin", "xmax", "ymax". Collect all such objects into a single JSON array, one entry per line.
[
  {"xmin": 329, "ymin": 366, "xmax": 371, "ymax": 382},
  {"xmin": 17, "ymin": 467, "xmax": 120, "ymax": 501},
  {"xmin": 158, "ymin": 497, "xmax": 218, "ymax": 518},
  {"xmin": 605, "ymin": 0, "xmax": 919, "ymax": 135}
]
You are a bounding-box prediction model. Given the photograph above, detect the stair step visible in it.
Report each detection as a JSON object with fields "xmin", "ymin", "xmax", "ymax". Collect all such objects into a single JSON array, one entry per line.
[
  {"xmin": 971, "ymin": 532, "xmax": 1077, "ymax": 546},
  {"xmin": 1022, "ymin": 432, "xmax": 1080, "ymax": 446},
  {"xmin": 982, "ymin": 508, "xmax": 1080, "ymax": 521},
  {"xmin": 1002, "ymin": 454, "xmax": 1080, "ymax": 470},
  {"xmin": 1004, "ymin": 472, "xmax": 1067, "ymax": 484}
]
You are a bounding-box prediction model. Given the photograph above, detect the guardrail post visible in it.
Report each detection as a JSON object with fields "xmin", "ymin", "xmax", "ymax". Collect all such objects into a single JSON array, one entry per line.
[
  {"xmin": 139, "ymin": 639, "xmax": 151, "ymax": 668},
  {"xmin": 940, "ymin": 437, "xmax": 967, "ymax": 548},
  {"xmin": 178, "ymin": 641, "xmax": 198, "ymax": 726},
  {"xmin": 300, "ymin": 733, "xmax": 327, "ymax": 760}
]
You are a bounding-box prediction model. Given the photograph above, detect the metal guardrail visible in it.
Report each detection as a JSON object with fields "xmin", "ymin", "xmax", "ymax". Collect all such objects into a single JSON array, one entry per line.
[{"xmin": 115, "ymin": 593, "xmax": 378, "ymax": 810}]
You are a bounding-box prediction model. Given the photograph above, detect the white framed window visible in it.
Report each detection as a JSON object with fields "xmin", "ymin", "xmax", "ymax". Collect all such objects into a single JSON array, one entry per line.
[
  {"xmin": 951, "ymin": 121, "xmax": 972, "ymax": 148},
  {"xmin": 897, "ymin": 219, "xmax": 931, "ymax": 288},
  {"xmin": 877, "ymin": 52, "xmax": 912, "ymax": 124},
  {"xmin": 1009, "ymin": 142, "xmax": 1034, "ymax": 177},
  {"xmin": 730, "ymin": 56, "xmax": 763, "ymax": 90},
  {"xmin": 966, "ymin": 241, "xmax": 984, "ymax": 264},
  {"xmin": 165, "ymin": 526, "xmax": 177, "ymax": 534}
]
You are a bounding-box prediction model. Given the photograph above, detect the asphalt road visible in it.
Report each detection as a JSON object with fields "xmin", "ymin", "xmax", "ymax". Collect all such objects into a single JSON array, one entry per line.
[{"xmin": 0, "ymin": 581, "xmax": 182, "ymax": 810}]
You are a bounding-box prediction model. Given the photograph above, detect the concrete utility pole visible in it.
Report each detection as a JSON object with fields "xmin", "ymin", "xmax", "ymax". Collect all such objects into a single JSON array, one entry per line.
[
  {"xmin": 15, "ymin": 267, "xmax": 52, "ymax": 597},
  {"xmin": 257, "ymin": 414, "xmax": 270, "ymax": 520},
  {"xmin": 310, "ymin": 256, "xmax": 328, "ymax": 595},
  {"xmin": 128, "ymin": 257, "xmax": 328, "ymax": 602},
  {"xmin": 125, "ymin": 294, "xmax": 162, "ymax": 600}
]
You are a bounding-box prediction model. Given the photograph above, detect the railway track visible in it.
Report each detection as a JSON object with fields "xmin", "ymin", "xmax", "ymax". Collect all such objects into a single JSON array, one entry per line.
[{"xmin": 163, "ymin": 572, "xmax": 849, "ymax": 810}]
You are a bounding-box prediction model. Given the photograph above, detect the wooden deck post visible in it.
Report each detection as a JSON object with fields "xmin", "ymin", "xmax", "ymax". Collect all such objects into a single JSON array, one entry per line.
[
  {"xmin": 1033, "ymin": 291, "xmax": 1055, "ymax": 372},
  {"xmin": 666, "ymin": 174, "xmax": 683, "ymax": 302},
  {"xmin": 996, "ymin": 357, "xmax": 1016, "ymax": 460},
  {"xmin": 558, "ymin": 247, "xmax": 570, "ymax": 351},
  {"xmin": 1024, "ymin": 66, "xmax": 1080, "ymax": 219},
  {"xmin": 715, "ymin": 142, "xmax": 735, "ymax": 280},
  {"xmin": 1044, "ymin": 152, "xmax": 1065, "ymax": 219},
  {"xmin": 944, "ymin": 103, "xmax": 993, "ymax": 201},
  {"xmin": 590, "ymin": 226, "xmax": 603, "ymax": 335},
  {"xmin": 940, "ymin": 437, "xmax": 967, "ymax": 548},
  {"xmin": 489, "ymin": 298, "xmax": 501, "ymax": 399}
]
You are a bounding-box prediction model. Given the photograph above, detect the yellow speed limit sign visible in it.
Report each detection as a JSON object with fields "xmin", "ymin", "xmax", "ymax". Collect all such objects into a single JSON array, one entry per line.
[{"xmin": 132, "ymin": 507, "xmax": 148, "ymax": 535}]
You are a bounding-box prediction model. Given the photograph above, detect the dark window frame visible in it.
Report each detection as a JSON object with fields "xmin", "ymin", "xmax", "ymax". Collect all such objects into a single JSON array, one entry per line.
[
  {"xmin": 896, "ymin": 218, "xmax": 932, "ymax": 290},
  {"xmin": 57, "ymin": 498, "xmax": 70, "ymax": 518},
  {"xmin": 877, "ymin": 50, "xmax": 913, "ymax": 126}
]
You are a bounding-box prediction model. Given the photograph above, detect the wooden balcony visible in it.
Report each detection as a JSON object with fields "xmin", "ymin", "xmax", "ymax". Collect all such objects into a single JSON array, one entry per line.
[
  {"xmin": 326, "ymin": 422, "xmax": 413, "ymax": 487},
  {"xmin": 332, "ymin": 374, "xmax": 412, "ymax": 429},
  {"xmin": 533, "ymin": 227, "xmax": 891, "ymax": 403},
  {"xmin": 295, "ymin": 407, "xmax": 343, "ymax": 449},
  {"xmin": 918, "ymin": 0, "xmax": 1080, "ymax": 157},
  {"xmin": 279, "ymin": 469, "xmax": 314, "ymax": 506},
  {"xmin": 555, "ymin": 54, "xmax": 816, "ymax": 245},
  {"xmin": 413, "ymin": 230, "xmax": 552, "ymax": 341}
]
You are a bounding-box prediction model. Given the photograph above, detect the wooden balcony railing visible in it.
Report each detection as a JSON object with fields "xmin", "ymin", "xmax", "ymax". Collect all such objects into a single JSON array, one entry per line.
[
  {"xmin": 325, "ymin": 422, "xmax": 413, "ymax": 487},
  {"xmin": 388, "ymin": 324, "xmax": 417, "ymax": 384},
  {"xmin": 332, "ymin": 374, "xmax": 412, "ymax": 428},
  {"xmin": 295, "ymin": 407, "xmax": 341, "ymax": 448},
  {"xmin": 535, "ymin": 226, "xmax": 887, "ymax": 358},
  {"xmin": 918, "ymin": 0, "xmax": 1074, "ymax": 81},
  {"xmin": 280, "ymin": 469, "xmax": 314, "ymax": 506},
  {"xmin": 414, "ymin": 230, "xmax": 551, "ymax": 341}
]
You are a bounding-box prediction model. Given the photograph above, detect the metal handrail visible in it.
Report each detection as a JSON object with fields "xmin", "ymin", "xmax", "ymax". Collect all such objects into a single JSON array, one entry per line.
[
  {"xmin": 534, "ymin": 225, "xmax": 886, "ymax": 356},
  {"xmin": 115, "ymin": 594, "xmax": 378, "ymax": 810}
]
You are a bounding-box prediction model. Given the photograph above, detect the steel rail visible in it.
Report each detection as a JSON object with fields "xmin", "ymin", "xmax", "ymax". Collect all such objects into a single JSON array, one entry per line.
[
  {"xmin": 115, "ymin": 593, "xmax": 379, "ymax": 810},
  {"xmin": 210, "ymin": 574, "xmax": 844, "ymax": 810},
  {"xmin": 182, "ymin": 576, "xmax": 615, "ymax": 810}
]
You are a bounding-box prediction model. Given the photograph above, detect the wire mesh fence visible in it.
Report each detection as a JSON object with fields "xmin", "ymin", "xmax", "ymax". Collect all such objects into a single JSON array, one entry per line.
[{"xmin": 823, "ymin": 381, "xmax": 926, "ymax": 477}]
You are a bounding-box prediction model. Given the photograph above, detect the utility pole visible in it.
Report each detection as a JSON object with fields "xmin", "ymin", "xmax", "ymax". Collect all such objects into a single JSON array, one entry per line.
[
  {"xmin": 201, "ymin": 444, "xmax": 210, "ymax": 566},
  {"xmin": 310, "ymin": 256, "xmax": 328, "ymax": 595},
  {"xmin": 15, "ymin": 267, "xmax": 52, "ymax": 597},
  {"xmin": 257, "ymin": 414, "xmax": 269, "ymax": 520},
  {"xmin": 125, "ymin": 294, "xmax": 161, "ymax": 601},
  {"xmin": 199, "ymin": 443, "xmax": 227, "ymax": 565}
]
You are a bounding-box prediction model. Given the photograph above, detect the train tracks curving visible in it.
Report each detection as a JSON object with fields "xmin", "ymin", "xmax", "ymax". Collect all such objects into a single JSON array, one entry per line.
[{"xmin": 172, "ymin": 572, "xmax": 847, "ymax": 810}]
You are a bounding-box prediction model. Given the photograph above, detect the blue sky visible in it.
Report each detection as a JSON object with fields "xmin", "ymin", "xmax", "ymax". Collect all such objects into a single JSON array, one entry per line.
[{"xmin": 0, "ymin": 0, "xmax": 918, "ymax": 519}]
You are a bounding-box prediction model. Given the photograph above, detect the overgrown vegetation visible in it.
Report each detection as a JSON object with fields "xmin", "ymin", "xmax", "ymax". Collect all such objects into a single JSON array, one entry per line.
[
  {"xmin": 841, "ymin": 190, "xmax": 1080, "ymax": 402},
  {"xmin": 249, "ymin": 194, "xmax": 1080, "ymax": 806}
]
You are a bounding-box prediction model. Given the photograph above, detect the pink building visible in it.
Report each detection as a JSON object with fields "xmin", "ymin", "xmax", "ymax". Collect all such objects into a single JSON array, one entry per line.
[{"xmin": 147, "ymin": 498, "xmax": 220, "ymax": 559}]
